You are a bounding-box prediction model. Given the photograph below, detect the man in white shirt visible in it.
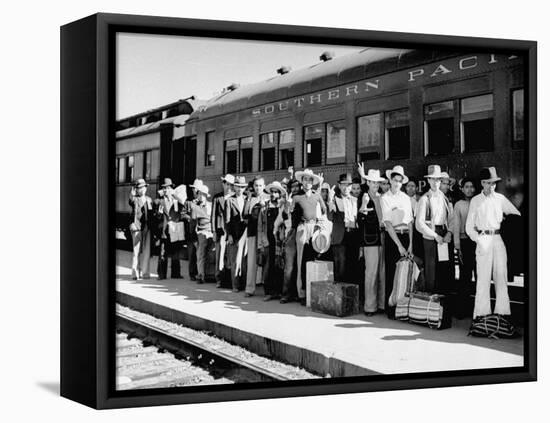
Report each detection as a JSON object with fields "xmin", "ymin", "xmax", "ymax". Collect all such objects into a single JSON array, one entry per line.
[
  {"xmin": 328, "ymin": 173, "xmax": 359, "ymax": 284},
  {"xmin": 465, "ymin": 167, "xmax": 521, "ymax": 318},
  {"xmin": 416, "ymin": 165, "xmax": 455, "ymax": 294},
  {"xmin": 380, "ymin": 165, "xmax": 413, "ymax": 318}
]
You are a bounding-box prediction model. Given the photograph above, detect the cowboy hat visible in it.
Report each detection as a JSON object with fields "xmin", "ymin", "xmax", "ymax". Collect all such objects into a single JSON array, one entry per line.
[
  {"xmin": 195, "ymin": 183, "xmax": 211, "ymax": 197},
  {"xmin": 161, "ymin": 177, "xmax": 175, "ymax": 188},
  {"xmin": 386, "ymin": 165, "xmax": 409, "ymax": 184},
  {"xmin": 190, "ymin": 178, "xmax": 203, "ymax": 188},
  {"xmin": 233, "ymin": 176, "xmax": 247, "ymax": 187},
  {"xmin": 365, "ymin": 169, "xmax": 385, "ymax": 182},
  {"xmin": 265, "ymin": 181, "xmax": 286, "ymax": 195},
  {"xmin": 312, "ymin": 227, "xmax": 331, "ymax": 254},
  {"xmin": 221, "ymin": 174, "xmax": 235, "ymax": 185},
  {"xmin": 424, "ymin": 164, "xmax": 445, "ymax": 179},
  {"xmin": 134, "ymin": 178, "xmax": 148, "ymax": 189},
  {"xmin": 338, "ymin": 173, "xmax": 353, "ymax": 185},
  {"xmin": 479, "ymin": 166, "xmax": 501, "ymax": 183},
  {"xmin": 294, "ymin": 169, "xmax": 322, "ymax": 185}
]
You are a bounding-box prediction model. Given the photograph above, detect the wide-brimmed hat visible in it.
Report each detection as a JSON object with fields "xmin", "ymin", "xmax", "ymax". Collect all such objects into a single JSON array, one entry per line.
[
  {"xmin": 312, "ymin": 227, "xmax": 331, "ymax": 254},
  {"xmin": 233, "ymin": 176, "xmax": 247, "ymax": 187},
  {"xmin": 365, "ymin": 169, "xmax": 385, "ymax": 182},
  {"xmin": 338, "ymin": 173, "xmax": 353, "ymax": 185},
  {"xmin": 161, "ymin": 177, "xmax": 175, "ymax": 188},
  {"xmin": 295, "ymin": 169, "xmax": 322, "ymax": 185},
  {"xmin": 195, "ymin": 183, "xmax": 210, "ymax": 197},
  {"xmin": 190, "ymin": 178, "xmax": 203, "ymax": 189},
  {"xmin": 479, "ymin": 166, "xmax": 501, "ymax": 183},
  {"xmin": 134, "ymin": 178, "xmax": 148, "ymax": 189},
  {"xmin": 221, "ymin": 174, "xmax": 235, "ymax": 185},
  {"xmin": 320, "ymin": 182, "xmax": 331, "ymax": 190},
  {"xmin": 424, "ymin": 165, "xmax": 445, "ymax": 179},
  {"xmin": 386, "ymin": 165, "xmax": 409, "ymax": 184},
  {"xmin": 265, "ymin": 181, "xmax": 286, "ymax": 195}
]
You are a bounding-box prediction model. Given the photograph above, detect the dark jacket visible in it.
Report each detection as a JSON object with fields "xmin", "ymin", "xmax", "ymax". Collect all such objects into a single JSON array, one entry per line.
[
  {"xmin": 211, "ymin": 191, "xmax": 231, "ymax": 237},
  {"xmin": 225, "ymin": 196, "xmax": 247, "ymax": 240},
  {"xmin": 327, "ymin": 195, "xmax": 357, "ymax": 245},
  {"xmin": 182, "ymin": 199, "xmax": 198, "ymax": 242},
  {"xmin": 128, "ymin": 195, "xmax": 153, "ymax": 231}
]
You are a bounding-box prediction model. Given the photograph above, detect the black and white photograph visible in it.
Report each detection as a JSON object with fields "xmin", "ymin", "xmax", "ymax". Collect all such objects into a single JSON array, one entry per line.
[{"xmin": 114, "ymin": 32, "xmax": 528, "ymax": 391}]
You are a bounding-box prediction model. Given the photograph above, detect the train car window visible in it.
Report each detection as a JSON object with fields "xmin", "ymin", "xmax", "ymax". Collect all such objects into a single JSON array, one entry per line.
[
  {"xmin": 125, "ymin": 155, "xmax": 134, "ymax": 183},
  {"xmin": 240, "ymin": 136, "xmax": 253, "ymax": 173},
  {"xmin": 261, "ymin": 133, "xmax": 276, "ymax": 171},
  {"xmin": 512, "ymin": 89, "xmax": 524, "ymax": 148},
  {"xmin": 151, "ymin": 149, "xmax": 160, "ymax": 181},
  {"xmin": 460, "ymin": 94, "xmax": 494, "ymax": 153},
  {"xmin": 224, "ymin": 139, "xmax": 239, "ymax": 174},
  {"xmin": 357, "ymin": 113, "xmax": 382, "ymax": 162},
  {"xmin": 205, "ymin": 131, "xmax": 215, "ymax": 167},
  {"xmin": 326, "ymin": 121, "xmax": 346, "ymax": 165},
  {"xmin": 424, "ymin": 101, "xmax": 455, "ymax": 156},
  {"xmin": 133, "ymin": 152, "xmax": 144, "ymax": 179},
  {"xmin": 144, "ymin": 150, "xmax": 152, "ymax": 180},
  {"xmin": 278, "ymin": 129, "xmax": 295, "ymax": 170},
  {"xmin": 385, "ymin": 109, "xmax": 410, "ymax": 160},
  {"xmin": 304, "ymin": 124, "xmax": 324, "ymax": 167},
  {"xmin": 117, "ymin": 157, "xmax": 125, "ymax": 183}
]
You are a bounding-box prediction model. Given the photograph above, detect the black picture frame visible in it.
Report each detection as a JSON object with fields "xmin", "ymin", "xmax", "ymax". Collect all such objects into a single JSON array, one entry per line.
[{"xmin": 60, "ymin": 12, "xmax": 537, "ymax": 409}]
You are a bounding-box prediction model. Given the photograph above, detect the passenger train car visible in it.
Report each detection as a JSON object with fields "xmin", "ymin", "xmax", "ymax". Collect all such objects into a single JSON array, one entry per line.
[{"xmin": 183, "ymin": 48, "xmax": 525, "ymax": 196}]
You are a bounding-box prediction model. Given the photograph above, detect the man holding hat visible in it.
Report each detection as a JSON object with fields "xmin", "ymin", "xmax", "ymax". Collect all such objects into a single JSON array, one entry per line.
[
  {"xmin": 380, "ymin": 165, "xmax": 414, "ymax": 318},
  {"xmin": 328, "ymin": 173, "xmax": 360, "ymax": 284},
  {"xmin": 466, "ymin": 167, "xmax": 520, "ymax": 319},
  {"xmin": 225, "ymin": 176, "xmax": 249, "ymax": 292},
  {"xmin": 292, "ymin": 169, "xmax": 327, "ymax": 303},
  {"xmin": 211, "ymin": 174, "xmax": 235, "ymax": 287},
  {"xmin": 188, "ymin": 181, "xmax": 213, "ymax": 284},
  {"xmin": 156, "ymin": 177, "xmax": 184, "ymax": 280},
  {"xmin": 416, "ymin": 165, "xmax": 455, "ymax": 294},
  {"xmin": 128, "ymin": 178, "xmax": 153, "ymax": 280}
]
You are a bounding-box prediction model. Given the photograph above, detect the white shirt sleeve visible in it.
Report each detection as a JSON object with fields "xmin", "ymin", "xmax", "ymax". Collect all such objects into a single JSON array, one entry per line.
[
  {"xmin": 380, "ymin": 195, "xmax": 392, "ymax": 223},
  {"xmin": 465, "ymin": 197, "xmax": 479, "ymax": 242},
  {"xmin": 501, "ymin": 195, "xmax": 521, "ymax": 216},
  {"xmin": 415, "ymin": 196, "xmax": 438, "ymax": 239}
]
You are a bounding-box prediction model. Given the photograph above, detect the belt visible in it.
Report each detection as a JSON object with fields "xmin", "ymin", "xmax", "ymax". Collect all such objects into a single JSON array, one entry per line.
[
  {"xmin": 394, "ymin": 228, "xmax": 409, "ymax": 234},
  {"xmin": 301, "ymin": 219, "xmax": 316, "ymax": 224},
  {"xmin": 478, "ymin": 229, "xmax": 500, "ymax": 235},
  {"xmin": 345, "ymin": 227, "xmax": 358, "ymax": 232}
]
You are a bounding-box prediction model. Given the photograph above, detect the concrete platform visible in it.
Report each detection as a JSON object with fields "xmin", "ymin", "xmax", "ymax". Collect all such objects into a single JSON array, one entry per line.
[{"xmin": 116, "ymin": 250, "xmax": 524, "ymax": 377}]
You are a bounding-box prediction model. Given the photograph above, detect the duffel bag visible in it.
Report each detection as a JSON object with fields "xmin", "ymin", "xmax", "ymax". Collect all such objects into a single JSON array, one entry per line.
[
  {"xmin": 388, "ymin": 257, "xmax": 420, "ymax": 307},
  {"xmin": 468, "ymin": 314, "xmax": 519, "ymax": 339},
  {"xmin": 403, "ymin": 292, "xmax": 452, "ymax": 330}
]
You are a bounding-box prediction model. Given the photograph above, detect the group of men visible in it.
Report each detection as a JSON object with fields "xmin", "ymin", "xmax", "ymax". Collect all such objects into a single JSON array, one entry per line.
[{"xmin": 127, "ymin": 162, "xmax": 522, "ymax": 323}]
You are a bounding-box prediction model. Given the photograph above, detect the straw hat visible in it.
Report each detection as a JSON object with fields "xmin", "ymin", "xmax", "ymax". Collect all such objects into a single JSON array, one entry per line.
[
  {"xmin": 312, "ymin": 227, "xmax": 331, "ymax": 254},
  {"xmin": 134, "ymin": 178, "xmax": 148, "ymax": 189},
  {"xmin": 424, "ymin": 165, "xmax": 445, "ymax": 179},
  {"xmin": 265, "ymin": 181, "xmax": 286, "ymax": 195},
  {"xmin": 190, "ymin": 178, "xmax": 203, "ymax": 189},
  {"xmin": 161, "ymin": 177, "xmax": 175, "ymax": 188},
  {"xmin": 221, "ymin": 174, "xmax": 235, "ymax": 184},
  {"xmin": 386, "ymin": 165, "xmax": 409, "ymax": 184},
  {"xmin": 365, "ymin": 169, "xmax": 385, "ymax": 182},
  {"xmin": 294, "ymin": 169, "xmax": 322, "ymax": 185},
  {"xmin": 233, "ymin": 176, "xmax": 248, "ymax": 187},
  {"xmin": 195, "ymin": 183, "xmax": 211, "ymax": 197}
]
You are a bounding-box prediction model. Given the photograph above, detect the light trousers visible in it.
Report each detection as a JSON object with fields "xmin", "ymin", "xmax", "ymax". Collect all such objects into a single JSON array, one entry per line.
[
  {"xmin": 131, "ymin": 228, "xmax": 151, "ymax": 278},
  {"xmin": 196, "ymin": 233, "xmax": 214, "ymax": 281},
  {"xmin": 363, "ymin": 245, "xmax": 383, "ymax": 313},
  {"xmin": 295, "ymin": 222, "xmax": 316, "ymax": 299},
  {"xmin": 245, "ymin": 236, "xmax": 263, "ymax": 294},
  {"xmin": 473, "ymin": 234, "xmax": 511, "ymax": 318}
]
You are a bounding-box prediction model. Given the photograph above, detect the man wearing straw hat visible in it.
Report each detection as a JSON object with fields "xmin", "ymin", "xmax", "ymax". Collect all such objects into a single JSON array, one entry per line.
[
  {"xmin": 328, "ymin": 173, "xmax": 359, "ymax": 284},
  {"xmin": 155, "ymin": 177, "xmax": 185, "ymax": 280},
  {"xmin": 416, "ymin": 165, "xmax": 455, "ymax": 294},
  {"xmin": 380, "ymin": 165, "xmax": 414, "ymax": 318},
  {"xmin": 357, "ymin": 168, "xmax": 386, "ymax": 315},
  {"xmin": 128, "ymin": 178, "xmax": 153, "ymax": 280},
  {"xmin": 466, "ymin": 167, "xmax": 520, "ymax": 319},
  {"xmin": 211, "ymin": 174, "xmax": 234, "ymax": 288},
  {"xmin": 292, "ymin": 169, "xmax": 327, "ymax": 304},
  {"xmin": 189, "ymin": 181, "xmax": 213, "ymax": 284},
  {"xmin": 225, "ymin": 176, "xmax": 249, "ymax": 292}
]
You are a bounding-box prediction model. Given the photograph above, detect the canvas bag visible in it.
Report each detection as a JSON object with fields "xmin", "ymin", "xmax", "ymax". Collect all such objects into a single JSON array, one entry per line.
[
  {"xmin": 388, "ymin": 257, "xmax": 420, "ymax": 307},
  {"xmin": 468, "ymin": 314, "xmax": 519, "ymax": 339},
  {"xmin": 396, "ymin": 291, "xmax": 451, "ymax": 330}
]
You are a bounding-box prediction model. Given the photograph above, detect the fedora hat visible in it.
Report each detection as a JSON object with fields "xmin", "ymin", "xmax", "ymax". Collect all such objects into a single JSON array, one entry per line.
[
  {"xmin": 134, "ymin": 178, "xmax": 148, "ymax": 189},
  {"xmin": 294, "ymin": 169, "xmax": 322, "ymax": 185},
  {"xmin": 386, "ymin": 165, "xmax": 409, "ymax": 184},
  {"xmin": 190, "ymin": 178, "xmax": 203, "ymax": 189},
  {"xmin": 424, "ymin": 164, "xmax": 445, "ymax": 179},
  {"xmin": 311, "ymin": 227, "xmax": 331, "ymax": 254},
  {"xmin": 233, "ymin": 176, "xmax": 248, "ymax": 187},
  {"xmin": 265, "ymin": 181, "xmax": 286, "ymax": 195},
  {"xmin": 338, "ymin": 173, "xmax": 353, "ymax": 185},
  {"xmin": 365, "ymin": 169, "xmax": 385, "ymax": 182},
  {"xmin": 479, "ymin": 166, "xmax": 501, "ymax": 183},
  {"xmin": 221, "ymin": 174, "xmax": 235, "ymax": 185},
  {"xmin": 161, "ymin": 177, "xmax": 175, "ymax": 188},
  {"xmin": 195, "ymin": 183, "xmax": 210, "ymax": 197}
]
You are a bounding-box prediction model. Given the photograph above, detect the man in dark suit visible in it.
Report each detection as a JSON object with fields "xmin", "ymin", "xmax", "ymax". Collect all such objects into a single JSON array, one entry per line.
[
  {"xmin": 128, "ymin": 178, "xmax": 153, "ymax": 280},
  {"xmin": 225, "ymin": 176, "xmax": 248, "ymax": 292},
  {"xmin": 156, "ymin": 178, "xmax": 184, "ymax": 280},
  {"xmin": 182, "ymin": 179, "xmax": 201, "ymax": 280},
  {"xmin": 211, "ymin": 174, "xmax": 234, "ymax": 287}
]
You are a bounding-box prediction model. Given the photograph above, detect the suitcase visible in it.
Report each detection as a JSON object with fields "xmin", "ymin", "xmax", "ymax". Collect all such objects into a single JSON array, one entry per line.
[
  {"xmin": 388, "ymin": 257, "xmax": 420, "ymax": 307},
  {"xmin": 306, "ymin": 261, "xmax": 334, "ymax": 308},
  {"xmin": 310, "ymin": 281, "xmax": 359, "ymax": 317},
  {"xmin": 396, "ymin": 292, "xmax": 452, "ymax": 330}
]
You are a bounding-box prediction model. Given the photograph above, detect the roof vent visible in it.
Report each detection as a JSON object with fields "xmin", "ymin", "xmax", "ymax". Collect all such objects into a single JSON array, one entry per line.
[
  {"xmin": 320, "ymin": 51, "xmax": 335, "ymax": 62},
  {"xmin": 226, "ymin": 83, "xmax": 240, "ymax": 91},
  {"xmin": 277, "ymin": 65, "xmax": 292, "ymax": 75}
]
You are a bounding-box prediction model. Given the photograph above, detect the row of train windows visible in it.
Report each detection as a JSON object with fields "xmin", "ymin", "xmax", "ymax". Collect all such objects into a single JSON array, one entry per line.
[
  {"xmin": 115, "ymin": 149, "xmax": 159, "ymax": 183},
  {"xmin": 211, "ymin": 90, "xmax": 524, "ymax": 174}
]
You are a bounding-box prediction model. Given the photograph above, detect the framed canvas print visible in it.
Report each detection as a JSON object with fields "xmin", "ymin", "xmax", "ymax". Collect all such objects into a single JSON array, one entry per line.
[{"xmin": 60, "ymin": 13, "xmax": 537, "ymax": 409}]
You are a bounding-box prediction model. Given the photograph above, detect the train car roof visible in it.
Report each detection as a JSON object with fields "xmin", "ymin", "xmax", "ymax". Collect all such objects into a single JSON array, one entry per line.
[
  {"xmin": 189, "ymin": 48, "xmax": 459, "ymax": 121},
  {"xmin": 116, "ymin": 114, "xmax": 190, "ymax": 139}
]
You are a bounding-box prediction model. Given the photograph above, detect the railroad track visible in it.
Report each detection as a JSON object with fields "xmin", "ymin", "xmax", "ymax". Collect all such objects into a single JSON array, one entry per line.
[{"xmin": 116, "ymin": 305, "xmax": 318, "ymax": 390}]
